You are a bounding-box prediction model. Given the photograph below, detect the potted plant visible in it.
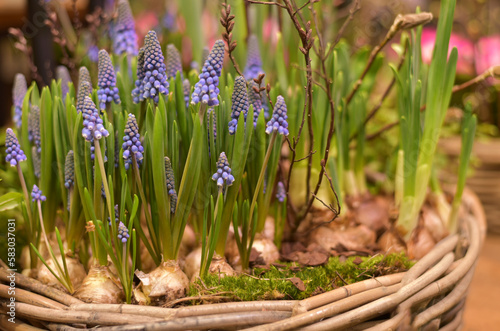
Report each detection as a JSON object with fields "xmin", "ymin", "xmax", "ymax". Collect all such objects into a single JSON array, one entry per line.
[{"xmin": 0, "ymin": 0, "xmax": 487, "ymax": 329}]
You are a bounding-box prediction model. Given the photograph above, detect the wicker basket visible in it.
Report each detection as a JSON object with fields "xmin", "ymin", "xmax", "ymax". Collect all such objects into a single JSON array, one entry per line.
[
  {"xmin": 0, "ymin": 190, "xmax": 485, "ymax": 331},
  {"xmin": 440, "ymin": 136, "xmax": 500, "ymax": 234}
]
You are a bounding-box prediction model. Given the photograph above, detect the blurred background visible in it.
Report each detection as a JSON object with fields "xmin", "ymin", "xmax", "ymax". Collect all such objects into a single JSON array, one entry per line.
[{"xmin": 0, "ymin": 0, "xmax": 499, "ymax": 329}]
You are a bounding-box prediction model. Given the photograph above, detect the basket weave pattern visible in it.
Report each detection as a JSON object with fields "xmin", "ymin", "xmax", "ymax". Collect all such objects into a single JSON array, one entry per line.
[{"xmin": 0, "ymin": 191, "xmax": 485, "ymax": 330}]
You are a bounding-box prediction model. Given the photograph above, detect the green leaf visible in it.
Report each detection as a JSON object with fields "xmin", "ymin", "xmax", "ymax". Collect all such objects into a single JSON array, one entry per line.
[{"xmin": 0, "ymin": 192, "xmax": 23, "ymax": 212}]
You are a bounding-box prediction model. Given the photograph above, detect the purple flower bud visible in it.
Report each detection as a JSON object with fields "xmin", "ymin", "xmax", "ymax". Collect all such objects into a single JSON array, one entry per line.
[
  {"xmin": 88, "ymin": 45, "xmax": 99, "ymax": 63},
  {"xmin": 82, "ymin": 96, "xmax": 109, "ymax": 141},
  {"xmin": 183, "ymin": 79, "xmax": 190, "ymax": 107},
  {"xmin": 207, "ymin": 107, "xmax": 217, "ymax": 156},
  {"xmin": 140, "ymin": 31, "xmax": 169, "ymax": 103},
  {"xmin": 191, "ymin": 40, "xmax": 225, "ymax": 106},
  {"xmin": 276, "ymin": 181, "xmax": 286, "ymax": 202},
  {"xmin": 32, "ymin": 146, "xmax": 41, "ymax": 178},
  {"xmin": 12, "ymin": 73, "xmax": 27, "ymax": 129},
  {"xmin": 201, "ymin": 47, "xmax": 209, "ymax": 67},
  {"xmin": 228, "ymin": 76, "xmax": 249, "ymax": 135},
  {"xmin": 111, "ymin": 0, "xmax": 138, "ymax": 56},
  {"xmin": 244, "ymin": 35, "xmax": 264, "ymax": 80},
  {"xmin": 56, "ymin": 66, "xmax": 72, "ymax": 100},
  {"xmin": 64, "ymin": 150, "xmax": 74, "ymax": 189},
  {"xmin": 97, "ymin": 49, "xmax": 121, "ymax": 110},
  {"xmin": 5, "ymin": 128, "xmax": 26, "ymax": 167},
  {"xmin": 122, "ymin": 113, "xmax": 144, "ymax": 170},
  {"xmin": 131, "ymin": 47, "xmax": 145, "ymax": 104},
  {"xmin": 161, "ymin": 12, "xmax": 177, "ymax": 32},
  {"xmin": 265, "ymin": 95, "xmax": 289, "ymax": 136},
  {"xmin": 28, "ymin": 105, "xmax": 41, "ymax": 153},
  {"xmin": 164, "ymin": 157, "xmax": 177, "ymax": 214},
  {"xmin": 212, "ymin": 152, "xmax": 234, "ymax": 187},
  {"xmin": 166, "ymin": 44, "xmax": 182, "ymax": 79},
  {"xmin": 117, "ymin": 221, "xmax": 130, "ymax": 243},
  {"xmin": 31, "ymin": 184, "xmax": 46, "ymax": 202},
  {"xmin": 77, "ymin": 67, "xmax": 92, "ymax": 113}
]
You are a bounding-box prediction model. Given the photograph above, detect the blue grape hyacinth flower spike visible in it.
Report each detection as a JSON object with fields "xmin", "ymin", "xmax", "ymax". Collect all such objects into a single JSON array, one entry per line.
[
  {"xmin": 141, "ymin": 30, "xmax": 169, "ymax": 103},
  {"xmin": 276, "ymin": 181, "xmax": 286, "ymax": 202},
  {"xmin": 97, "ymin": 49, "xmax": 121, "ymax": 110},
  {"xmin": 5, "ymin": 128, "xmax": 27, "ymax": 167},
  {"xmin": 164, "ymin": 157, "xmax": 178, "ymax": 214},
  {"xmin": 81, "ymin": 96, "xmax": 109, "ymax": 141},
  {"xmin": 212, "ymin": 152, "xmax": 235, "ymax": 187},
  {"xmin": 131, "ymin": 47, "xmax": 145, "ymax": 104},
  {"xmin": 64, "ymin": 150, "xmax": 75, "ymax": 189},
  {"xmin": 166, "ymin": 44, "xmax": 183, "ymax": 79},
  {"xmin": 112, "ymin": 0, "xmax": 138, "ymax": 56},
  {"xmin": 228, "ymin": 76, "xmax": 249, "ymax": 135},
  {"xmin": 56, "ymin": 66, "xmax": 72, "ymax": 100},
  {"xmin": 31, "ymin": 185, "xmax": 46, "ymax": 202},
  {"xmin": 265, "ymin": 95, "xmax": 289, "ymax": 136},
  {"xmin": 117, "ymin": 221, "xmax": 130, "ymax": 243},
  {"xmin": 122, "ymin": 113, "xmax": 144, "ymax": 170},
  {"xmin": 191, "ymin": 40, "xmax": 225, "ymax": 106},
  {"xmin": 12, "ymin": 73, "xmax": 27, "ymax": 129},
  {"xmin": 244, "ymin": 35, "xmax": 264, "ymax": 80},
  {"xmin": 28, "ymin": 105, "xmax": 41, "ymax": 153}
]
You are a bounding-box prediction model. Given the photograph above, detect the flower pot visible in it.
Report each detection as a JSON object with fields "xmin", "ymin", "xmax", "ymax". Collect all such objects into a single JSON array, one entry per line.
[{"xmin": 0, "ymin": 189, "xmax": 485, "ymax": 330}]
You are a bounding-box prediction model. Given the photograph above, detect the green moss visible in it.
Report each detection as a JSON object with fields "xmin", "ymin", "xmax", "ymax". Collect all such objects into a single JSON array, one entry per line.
[{"xmin": 188, "ymin": 253, "xmax": 414, "ymax": 302}]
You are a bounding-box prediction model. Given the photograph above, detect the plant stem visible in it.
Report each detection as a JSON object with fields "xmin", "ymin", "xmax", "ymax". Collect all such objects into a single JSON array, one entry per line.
[
  {"xmin": 214, "ymin": 187, "xmax": 223, "ymax": 220},
  {"xmin": 38, "ymin": 201, "xmax": 72, "ymax": 293},
  {"xmin": 132, "ymin": 154, "xmax": 160, "ymax": 259},
  {"xmin": 16, "ymin": 164, "xmax": 37, "ymax": 269},
  {"xmin": 94, "ymin": 142, "xmax": 114, "ymax": 222},
  {"xmin": 249, "ymin": 132, "xmax": 277, "ymax": 231},
  {"xmin": 16, "ymin": 164, "xmax": 33, "ymax": 227}
]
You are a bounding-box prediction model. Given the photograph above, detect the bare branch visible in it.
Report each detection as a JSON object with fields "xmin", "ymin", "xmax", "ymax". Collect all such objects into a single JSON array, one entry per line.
[{"xmin": 246, "ymin": 0, "xmax": 286, "ymax": 8}]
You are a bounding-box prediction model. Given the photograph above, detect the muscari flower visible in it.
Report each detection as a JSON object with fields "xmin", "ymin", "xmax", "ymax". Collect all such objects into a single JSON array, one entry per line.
[
  {"xmin": 212, "ymin": 152, "xmax": 234, "ymax": 187},
  {"xmin": 166, "ymin": 44, "xmax": 182, "ymax": 79},
  {"xmin": 118, "ymin": 221, "xmax": 130, "ymax": 243},
  {"xmin": 97, "ymin": 49, "xmax": 121, "ymax": 110},
  {"xmin": 183, "ymin": 79, "xmax": 190, "ymax": 107},
  {"xmin": 109, "ymin": 204, "xmax": 119, "ymax": 225},
  {"xmin": 28, "ymin": 105, "xmax": 41, "ymax": 153},
  {"xmin": 89, "ymin": 45, "xmax": 99, "ymax": 63},
  {"xmin": 12, "ymin": 73, "xmax": 27, "ymax": 128},
  {"xmin": 244, "ymin": 35, "xmax": 264, "ymax": 80},
  {"xmin": 266, "ymin": 95, "xmax": 289, "ymax": 136},
  {"xmin": 207, "ymin": 107, "xmax": 217, "ymax": 144},
  {"xmin": 111, "ymin": 0, "xmax": 138, "ymax": 56},
  {"xmin": 79, "ymin": 66, "xmax": 92, "ymax": 85},
  {"xmin": 164, "ymin": 157, "xmax": 177, "ymax": 214},
  {"xmin": 131, "ymin": 47, "xmax": 145, "ymax": 104},
  {"xmin": 5, "ymin": 128, "xmax": 26, "ymax": 167},
  {"xmin": 31, "ymin": 185, "xmax": 46, "ymax": 202},
  {"xmin": 201, "ymin": 47, "xmax": 209, "ymax": 67},
  {"xmin": 81, "ymin": 96, "xmax": 109, "ymax": 141},
  {"xmin": 122, "ymin": 113, "xmax": 144, "ymax": 170},
  {"xmin": 248, "ymin": 80, "xmax": 263, "ymax": 127},
  {"xmin": 76, "ymin": 67, "xmax": 92, "ymax": 113},
  {"xmin": 191, "ymin": 40, "xmax": 225, "ymax": 106},
  {"xmin": 276, "ymin": 181, "xmax": 286, "ymax": 202},
  {"xmin": 56, "ymin": 66, "xmax": 72, "ymax": 100},
  {"xmin": 161, "ymin": 12, "xmax": 176, "ymax": 31},
  {"xmin": 32, "ymin": 146, "xmax": 41, "ymax": 178},
  {"xmin": 228, "ymin": 76, "xmax": 249, "ymax": 135},
  {"xmin": 141, "ymin": 30, "xmax": 169, "ymax": 103},
  {"xmin": 64, "ymin": 150, "xmax": 74, "ymax": 189}
]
